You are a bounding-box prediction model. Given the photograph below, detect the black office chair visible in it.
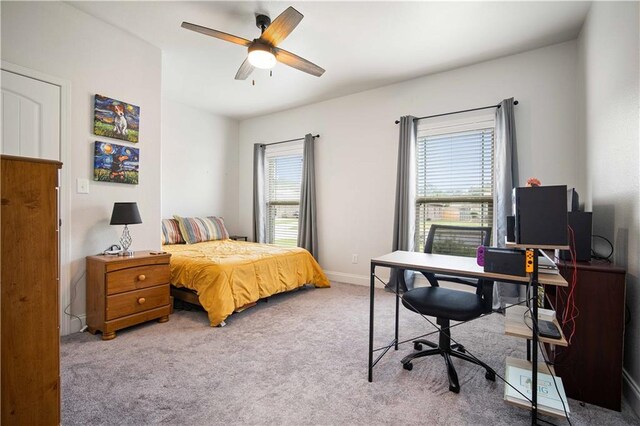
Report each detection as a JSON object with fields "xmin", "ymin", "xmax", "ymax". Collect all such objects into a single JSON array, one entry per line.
[{"xmin": 401, "ymin": 225, "xmax": 496, "ymax": 393}]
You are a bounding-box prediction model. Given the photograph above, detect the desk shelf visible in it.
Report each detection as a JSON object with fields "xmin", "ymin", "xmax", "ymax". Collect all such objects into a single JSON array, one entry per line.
[
  {"xmin": 504, "ymin": 305, "xmax": 568, "ymax": 347},
  {"xmin": 504, "ymin": 357, "xmax": 569, "ymax": 418},
  {"xmin": 535, "ymin": 273, "xmax": 569, "ymax": 287},
  {"xmin": 505, "ymin": 237, "xmax": 570, "ymax": 250}
]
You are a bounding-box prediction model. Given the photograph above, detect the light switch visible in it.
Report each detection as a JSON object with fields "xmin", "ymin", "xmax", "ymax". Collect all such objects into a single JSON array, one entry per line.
[{"xmin": 77, "ymin": 178, "xmax": 89, "ymax": 194}]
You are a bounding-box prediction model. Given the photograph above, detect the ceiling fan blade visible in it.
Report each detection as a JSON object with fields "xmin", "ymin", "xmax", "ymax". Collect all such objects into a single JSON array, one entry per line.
[
  {"xmin": 274, "ymin": 48, "xmax": 325, "ymax": 77},
  {"xmin": 235, "ymin": 58, "xmax": 255, "ymax": 80},
  {"xmin": 259, "ymin": 7, "xmax": 303, "ymax": 46},
  {"xmin": 181, "ymin": 22, "xmax": 251, "ymax": 47}
]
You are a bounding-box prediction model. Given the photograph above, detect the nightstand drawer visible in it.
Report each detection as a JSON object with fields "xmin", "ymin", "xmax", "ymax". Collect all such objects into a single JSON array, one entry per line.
[
  {"xmin": 106, "ymin": 285, "xmax": 170, "ymax": 320},
  {"xmin": 106, "ymin": 264, "xmax": 170, "ymax": 295}
]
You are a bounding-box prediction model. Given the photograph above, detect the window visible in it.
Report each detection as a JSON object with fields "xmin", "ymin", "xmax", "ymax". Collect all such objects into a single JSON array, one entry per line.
[
  {"xmin": 265, "ymin": 142, "xmax": 303, "ymax": 247},
  {"xmin": 415, "ymin": 114, "xmax": 495, "ymax": 253}
]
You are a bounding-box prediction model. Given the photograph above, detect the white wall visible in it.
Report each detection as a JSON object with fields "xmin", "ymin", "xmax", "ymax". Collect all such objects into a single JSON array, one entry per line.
[
  {"xmin": 161, "ymin": 99, "xmax": 239, "ymax": 231},
  {"xmin": 577, "ymin": 1, "xmax": 640, "ymax": 414},
  {"xmin": 1, "ymin": 1, "xmax": 163, "ymax": 332},
  {"xmin": 238, "ymin": 41, "xmax": 580, "ymax": 284}
]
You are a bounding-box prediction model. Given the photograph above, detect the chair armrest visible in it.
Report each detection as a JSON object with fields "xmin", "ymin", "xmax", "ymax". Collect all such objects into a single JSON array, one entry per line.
[
  {"xmin": 479, "ymin": 279, "xmax": 494, "ymax": 313},
  {"xmin": 420, "ymin": 271, "xmax": 440, "ymax": 287}
]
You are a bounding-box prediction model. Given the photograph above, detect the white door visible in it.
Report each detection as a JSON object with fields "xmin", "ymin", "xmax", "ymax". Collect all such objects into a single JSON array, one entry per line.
[
  {"xmin": 1, "ymin": 69, "xmax": 61, "ymax": 160},
  {"xmin": 1, "ymin": 66, "xmax": 69, "ymax": 334}
]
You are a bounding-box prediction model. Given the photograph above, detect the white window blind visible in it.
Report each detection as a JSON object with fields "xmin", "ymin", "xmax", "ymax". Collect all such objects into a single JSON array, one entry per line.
[
  {"xmin": 265, "ymin": 142, "xmax": 303, "ymax": 247},
  {"xmin": 415, "ymin": 114, "xmax": 495, "ymax": 252}
]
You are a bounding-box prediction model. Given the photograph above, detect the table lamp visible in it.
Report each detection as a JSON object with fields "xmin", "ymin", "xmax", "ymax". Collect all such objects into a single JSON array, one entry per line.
[{"xmin": 110, "ymin": 202, "xmax": 142, "ymax": 256}]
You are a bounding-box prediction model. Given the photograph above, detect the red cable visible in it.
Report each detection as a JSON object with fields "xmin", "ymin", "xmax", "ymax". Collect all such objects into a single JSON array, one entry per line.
[{"xmin": 562, "ymin": 225, "xmax": 579, "ymax": 344}]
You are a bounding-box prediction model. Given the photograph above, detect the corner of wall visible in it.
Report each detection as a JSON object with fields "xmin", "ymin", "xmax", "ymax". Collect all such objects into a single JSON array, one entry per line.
[{"xmin": 624, "ymin": 369, "xmax": 640, "ymax": 418}]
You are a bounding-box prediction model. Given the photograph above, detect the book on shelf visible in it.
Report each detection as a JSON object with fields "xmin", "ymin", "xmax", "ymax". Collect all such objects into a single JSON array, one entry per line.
[{"xmin": 505, "ymin": 364, "xmax": 570, "ymax": 415}]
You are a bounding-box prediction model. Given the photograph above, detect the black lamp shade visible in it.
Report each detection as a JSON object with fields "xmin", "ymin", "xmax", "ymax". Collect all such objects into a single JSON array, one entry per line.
[{"xmin": 110, "ymin": 202, "xmax": 142, "ymax": 225}]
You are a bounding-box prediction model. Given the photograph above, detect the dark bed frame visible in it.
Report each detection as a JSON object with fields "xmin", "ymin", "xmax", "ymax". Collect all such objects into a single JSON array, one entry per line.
[
  {"xmin": 170, "ymin": 285, "xmax": 201, "ymax": 306},
  {"xmin": 170, "ymin": 285, "xmax": 258, "ymax": 313}
]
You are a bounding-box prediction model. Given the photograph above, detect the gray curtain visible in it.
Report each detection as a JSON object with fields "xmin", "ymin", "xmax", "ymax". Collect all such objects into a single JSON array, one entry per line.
[
  {"xmin": 298, "ymin": 134, "xmax": 318, "ymax": 259},
  {"xmin": 252, "ymin": 143, "xmax": 266, "ymax": 243},
  {"xmin": 493, "ymin": 98, "xmax": 522, "ymax": 309},
  {"xmin": 388, "ymin": 116, "xmax": 417, "ymax": 292}
]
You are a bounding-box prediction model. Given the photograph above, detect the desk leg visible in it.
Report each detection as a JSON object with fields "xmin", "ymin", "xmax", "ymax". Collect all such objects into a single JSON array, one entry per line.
[
  {"xmin": 531, "ymin": 251, "xmax": 539, "ymax": 425},
  {"xmin": 368, "ymin": 263, "xmax": 375, "ymax": 382},
  {"xmin": 395, "ymin": 269, "xmax": 403, "ymax": 350}
]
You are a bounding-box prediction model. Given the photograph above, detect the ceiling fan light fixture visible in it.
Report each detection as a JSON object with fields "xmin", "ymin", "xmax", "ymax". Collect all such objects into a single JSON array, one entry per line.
[{"xmin": 247, "ymin": 44, "xmax": 276, "ymax": 69}]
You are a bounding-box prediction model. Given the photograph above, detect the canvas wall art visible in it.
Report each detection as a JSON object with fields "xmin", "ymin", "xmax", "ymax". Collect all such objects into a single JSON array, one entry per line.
[
  {"xmin": 94, "ymin": 94, "xmax": 140, "ymax": 143},
  {"xmin": 94, "ymin": 141, "xmax": 139, "ymax": 184}
]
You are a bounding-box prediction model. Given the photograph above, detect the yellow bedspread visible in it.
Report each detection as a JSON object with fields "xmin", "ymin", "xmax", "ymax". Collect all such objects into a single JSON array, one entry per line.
[{"xmin": 163, "ymin": 239, "xmax": 330, "ymax": 326}]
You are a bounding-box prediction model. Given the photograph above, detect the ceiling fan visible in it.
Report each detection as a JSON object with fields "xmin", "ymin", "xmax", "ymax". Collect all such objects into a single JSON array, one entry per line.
[{"xmin": 181, "ymin": 6, "xmax": 325, "ymax": 80}]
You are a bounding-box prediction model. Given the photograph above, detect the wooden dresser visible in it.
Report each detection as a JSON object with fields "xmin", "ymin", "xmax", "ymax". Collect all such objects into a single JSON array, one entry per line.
[
  {"xmin": 86, "ymin": 251, "xmax": 172, "ymax": 340},
  {"xmin": 546, "ymin": 261, "xmax": 626, "ymax": 411},
  {"xmin": 1, "ymin": 155, "xmax": 62, "ymax": 424}
]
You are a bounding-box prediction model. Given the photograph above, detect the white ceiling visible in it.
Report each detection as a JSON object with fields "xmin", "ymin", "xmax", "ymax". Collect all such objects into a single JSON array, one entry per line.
[{"xmin": 69, "ymin": 1, "xmax": 591, "ymax": 120}]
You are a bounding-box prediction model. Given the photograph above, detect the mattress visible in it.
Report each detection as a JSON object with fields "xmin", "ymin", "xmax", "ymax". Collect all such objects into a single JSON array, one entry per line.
[{"xmin": 163, "ymin": 239, "xmax": 330, "ymax": 326}]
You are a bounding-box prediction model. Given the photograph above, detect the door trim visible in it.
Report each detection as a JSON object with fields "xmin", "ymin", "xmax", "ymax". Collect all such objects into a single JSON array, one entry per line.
[{"xmin": 2, "ymin": 61, "xmax": 73, "ymax": 336}]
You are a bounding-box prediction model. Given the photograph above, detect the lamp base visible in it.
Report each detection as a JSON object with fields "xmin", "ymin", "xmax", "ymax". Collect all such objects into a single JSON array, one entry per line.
[{"xmin": 119, "ymin": 225, "xmax": 133, "ymax": 257}]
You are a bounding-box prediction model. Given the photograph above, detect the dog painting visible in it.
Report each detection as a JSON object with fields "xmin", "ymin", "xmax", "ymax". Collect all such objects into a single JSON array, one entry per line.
[
  {"xmin": 94, "ymin": 141, "xmax": 139, "ymax": 184},
  {"xmin": 94, "ymin": 95, "xmax": 140, "ymax": 143}
]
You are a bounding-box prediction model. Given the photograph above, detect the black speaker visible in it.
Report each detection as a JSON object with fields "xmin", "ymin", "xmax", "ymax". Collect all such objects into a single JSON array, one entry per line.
[
  {"xmin": 559, "ymin": 212, "xmax": 592, "ymax": 262},
  {"xmin": 513, "ymin": 185, "xmax": 568, "ymax": 246},
  {"xmin": 506, "ymin": 216, "xmax": 515, "ymax": 243}
]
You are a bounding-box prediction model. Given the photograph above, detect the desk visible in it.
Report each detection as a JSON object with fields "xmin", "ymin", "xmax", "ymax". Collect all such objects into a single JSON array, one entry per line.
[
  {"xmin": 369, "ymin": 250, "xmax": 568, "ymax": 424},
  {"xmin": 371, "ymin": 251, "xmax": 567, "ymax": 287}
]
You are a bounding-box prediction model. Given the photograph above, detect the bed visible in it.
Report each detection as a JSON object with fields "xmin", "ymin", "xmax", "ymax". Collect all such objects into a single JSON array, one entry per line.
[{"xmin": 163, "ymin": 239, "xmax": 330, "ymax": 326}]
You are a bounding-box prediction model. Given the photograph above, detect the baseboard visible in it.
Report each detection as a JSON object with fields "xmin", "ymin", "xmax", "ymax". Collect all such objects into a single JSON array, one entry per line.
[
  {"xmin": 623, "ymin": 368, "xmax": 640, "ymax": 417},
  {"xmin": 324, "ymin": 271, "xmax": 376, "ymax": 287},
  {"xmin": 324, "ymin": 271, "xmax": 433, "ymax": 289},
  {"xmin": 324, "ymin": 271, "xmax": 389, "ymax": 288},
  {"xmin": 68, "ymin": 314, "xmax": 86, "ymax": 335}
]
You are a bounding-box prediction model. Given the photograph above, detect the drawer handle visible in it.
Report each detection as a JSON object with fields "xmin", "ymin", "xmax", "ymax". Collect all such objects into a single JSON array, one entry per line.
[
  {"xmin": 137, "ymin": 297, "xmax": 146, "ymax": 305},
  {"xmin": 138, "ymin": 274, "xmax": 146, "ymax": 281}
]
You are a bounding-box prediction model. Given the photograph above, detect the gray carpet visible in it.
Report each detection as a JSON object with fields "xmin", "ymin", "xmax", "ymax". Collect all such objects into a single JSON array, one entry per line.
[{"xmin": 62, "ymin": 283, "xmax": 637, "ymax": 425}]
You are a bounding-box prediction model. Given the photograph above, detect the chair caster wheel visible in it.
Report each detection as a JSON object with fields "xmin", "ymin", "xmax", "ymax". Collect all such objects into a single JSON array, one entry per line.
[
  {"xmin": 414, "ymin": 342, "xmax": 423, "ymax": 351},
  {"xmin": 403, "ymin": 362, "xmax": 413, "ymax": 371},
  {"xmin": 485, "ymin": 371, "xmax": 496, "ymax": 381},
  {"xmin": 449, "ymin": 385, "xmax": 460, "ymax": 393}
]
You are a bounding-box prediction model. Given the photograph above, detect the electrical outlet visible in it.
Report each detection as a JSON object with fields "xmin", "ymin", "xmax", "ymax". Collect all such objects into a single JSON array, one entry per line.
[{"xmin": 352, "ymin": 254, "xmax": 358, "ymax": 264}]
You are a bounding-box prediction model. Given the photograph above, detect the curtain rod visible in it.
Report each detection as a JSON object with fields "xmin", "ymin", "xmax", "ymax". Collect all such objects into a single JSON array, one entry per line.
[
  {"xmin": 261, "ymin": 134, "xmax": 320, "ymax": 147},
  {"xmin": 394, "ymin": 100, "xmax": 519, "ymax": 124}
]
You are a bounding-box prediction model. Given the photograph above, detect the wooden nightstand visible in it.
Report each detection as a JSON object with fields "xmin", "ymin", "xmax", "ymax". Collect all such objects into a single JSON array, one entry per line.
[{"xmin": 86, "ymin": 251, "xmax": 172, "ymax": 340}]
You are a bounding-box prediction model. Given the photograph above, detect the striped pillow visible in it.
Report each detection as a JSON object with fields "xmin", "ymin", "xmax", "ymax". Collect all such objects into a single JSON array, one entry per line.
[
  {"xmin": 161, "ymin": 219, "xmax": 185, "ymax": 245},
  {"xmin": 173, "ymin": 215, "xmax": 229, "ymax": 244}
]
